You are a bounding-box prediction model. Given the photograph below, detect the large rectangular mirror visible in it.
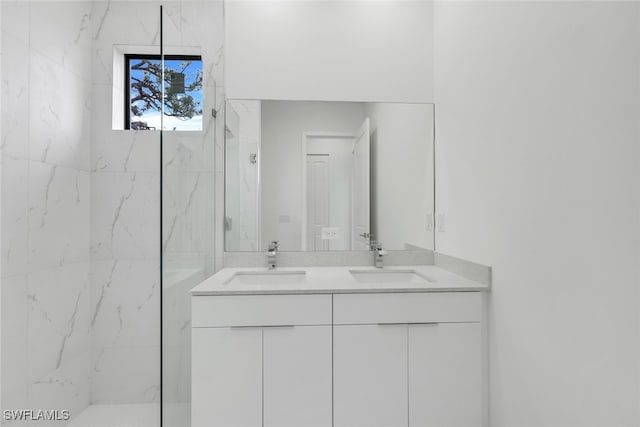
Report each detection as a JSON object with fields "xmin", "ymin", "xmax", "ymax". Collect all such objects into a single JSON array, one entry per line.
[{"xmin": 225, "ymin": 100, "xmax": 434, "ymax": 252}]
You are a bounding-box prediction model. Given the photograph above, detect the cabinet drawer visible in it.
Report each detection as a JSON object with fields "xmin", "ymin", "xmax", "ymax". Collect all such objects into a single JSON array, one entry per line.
[
  {"xmin": 333, "ymin": 292, "xmax": 481, "ymax": 325},
  {"xmin": 192, "ymin": 294, "xmax": 332, "ymax": 327}
]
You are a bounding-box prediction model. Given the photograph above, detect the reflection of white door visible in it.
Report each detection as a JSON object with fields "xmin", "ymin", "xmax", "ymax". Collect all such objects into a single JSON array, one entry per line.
[
  {"xmin": 352, "ymin": 118, "xmax": 371, "ymax": 250},
  {"xmin": 302, "ymin": 133, "xmax": 355, "ymax": 251},
  {"xmin": 306, "ymin": 155, "xmax": 330, "ymax": 251}
]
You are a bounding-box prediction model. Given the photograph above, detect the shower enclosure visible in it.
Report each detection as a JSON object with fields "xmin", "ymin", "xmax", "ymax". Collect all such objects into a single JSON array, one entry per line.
[
  {"xmin": 0, "ymin": 2, "xmax": 222, "ymax": 426},
  {"xmin": 160, "ymin": 3, "xmax": 222, "ymax": 426}
]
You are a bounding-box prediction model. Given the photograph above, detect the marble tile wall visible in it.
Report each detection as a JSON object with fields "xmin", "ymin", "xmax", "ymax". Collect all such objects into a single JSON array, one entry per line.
[
  {"xmin": 1, "ymin": 0, "xmax": 223, "ymax": 418},
  {"xmin": 89, "ymin": 0, "xmax": 223, "ymax": 406},
  {"xmin": 1, "ymin": 1, "xmax": 93, "ymax": 424},
  {"xmin": 89, "ymin": 0, "xmax": 162, "ymax": 405}
]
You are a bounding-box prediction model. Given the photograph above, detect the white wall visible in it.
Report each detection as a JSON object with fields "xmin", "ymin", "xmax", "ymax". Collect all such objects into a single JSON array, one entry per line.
[
  {"xmin": 366, "ymin": 103, "xmax": 434, "ymax": 250},
  {"xmin": 434, "ymin": 2, "xmax": 640, "ymax": 425},
  {"xmin": 225, "ymin": 0, "xmax": 434, "ymax": 102},
  {"xmin": 260, "ymin": 101, "xmax": 366, "ymax": 251}
]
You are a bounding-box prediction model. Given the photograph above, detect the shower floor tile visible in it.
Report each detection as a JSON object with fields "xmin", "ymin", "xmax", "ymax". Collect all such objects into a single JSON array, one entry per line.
[{"xmin": 69, "ymin": 403, "xmax": 160, "ymax": 427}]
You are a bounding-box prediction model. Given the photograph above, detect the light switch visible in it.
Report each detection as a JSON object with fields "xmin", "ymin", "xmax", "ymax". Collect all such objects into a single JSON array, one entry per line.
[
  {"xmin": 425, "ymin": 213, "xmax": 433, "ymax": 231},
  {"xmin": 321, "ymin": 227, "xmax": 339, "ymax": 240},
  {"xmin": 436, "ymin": 214, "xmax": 446, "ymax": 232},
  {"xmin": 278, "ymin": 215, "xmax": 291, "ymax": 223}
]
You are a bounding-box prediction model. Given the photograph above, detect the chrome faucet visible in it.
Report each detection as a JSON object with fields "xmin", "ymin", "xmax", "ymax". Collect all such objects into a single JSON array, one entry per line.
[
  {"xmin": 370, "ymin": 241, "xmax": 388, "ymax": 268},
  {"xmin": 267, "ymin": 241, "xmax": 279, "ymax": 270}
]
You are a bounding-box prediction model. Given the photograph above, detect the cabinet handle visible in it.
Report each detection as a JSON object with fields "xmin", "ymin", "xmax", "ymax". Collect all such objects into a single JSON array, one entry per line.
[
  {"xmin": 377, "ymin": 322, "xmax": 439, "ymax": 326},
  {"xmin": 230, "ymin": 325, "xmax": 295, "ymax": 329}
]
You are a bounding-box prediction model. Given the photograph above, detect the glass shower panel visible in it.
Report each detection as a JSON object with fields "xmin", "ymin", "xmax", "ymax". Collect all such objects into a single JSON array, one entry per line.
[{"xmin": 161, "ymin": 2, "xmax": 222, "ymax": 426}]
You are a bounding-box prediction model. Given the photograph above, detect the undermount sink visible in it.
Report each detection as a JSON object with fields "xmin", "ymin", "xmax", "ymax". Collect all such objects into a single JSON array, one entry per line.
[
  {"xmin": 224, "ymin": 270, "xmax": 307, "ymax": 286},
  {"xmin": 349, "ymin": 269, "xmax": 432, "ymax": 285}
]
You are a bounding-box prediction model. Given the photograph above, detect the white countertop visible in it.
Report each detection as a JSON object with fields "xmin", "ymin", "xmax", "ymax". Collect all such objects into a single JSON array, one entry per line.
[{"xmin": 191, "ymin": 265, "xmax": 489, "ymax": 296}]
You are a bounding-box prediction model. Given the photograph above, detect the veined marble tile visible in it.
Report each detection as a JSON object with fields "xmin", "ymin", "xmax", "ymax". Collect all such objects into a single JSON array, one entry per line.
[
  {"xmin": 29, "ymin": 50, "xmax": 91, "ymax": 171},
  {"xmin": 90, "ymin": 83, "xmax": 114, "ymax": 136},
  {"xmin": 162, "ymin": 344, "xmax": 183, "ymax": 403},
  {"xmin": 92, "ymin": 129, "xmax": 160, "ymax": 173},
  {"xmin": 161, "ymin": 263, "xmax": 202, "ymax": 403},
  {"xmin": 206, "ymin": 252, "xmax": 216, "ymax": 278},
  {"xmin": 91, "ymin": 172, "xmax": 160, "ymax": 261},
  {"xmin": 1, "ymin": 2, "xmax": 29, "ymax": 44},
  {"xmin": 214, "ymin": 254, "xmax": 224, "ymax": 273},
  {"xmin": 91, "ymin": 345, "xmax": 160, "ymax": 405},
  {"xmin": 1, "ymin": 32, "xmax": 29, "ymax": 161},
  {"xmin": 91, "ymin": 84, "xmax": 160, "ymax": 172},
  {"xmin": 178, "ymin": 0, "xmax": 224, "ymax": 87},
  {"xmin": 203, "ymin": 84, "xmax": 217, "ymax": 148},
  {"xmin": 29, "ymin": 1, "xmax": 92, "ymax": 79},
  {"xmin": 1, "ymin": 157, "xmax": 29, "ymax": 277},
  {"xmin": 90, "ymin": 259, "xmax": 160, "ymax": 348},
  {"xmin": 162, "ymin": 343, "xmax": 190, "ymax": 404},
  {"xmin": 27, "ymin": 262, "xmax": 91, "ymax": 384},
  {"xmin": 160, "ymin": 1, "xmax": 182, "ymax": 48},
  {"xmin": 215, "ymin": 170, "xmax": 225, "ymax": 264},
  {"xmin": 1, "ymin": 275, "xmax": 29, "ymax": 415},
  {"xmin": 163, "ymin": 132, "xmax": 214, "ymax": 175},
  {"xmin": 91, "ymin": 1, "xmax": 161, "ymax": 86},
  {"xmin": 28, "ymin": 163, "xmax": 90, "ymax": 271},
  {"xmin": 215, "ymin": 86, "xmax": 225, "ymax": 173},
  {"xmin": 90, "ymin": 0, "xmax": 222, "ymax": 87},
  {"xmin": 162, "ymin": 171, "xmax": 214, "ymax": 257},
  {"xmin": 29, "ymin": 350, "xmax": 91, "ymax": 427},
  {"xmin": 162, "ymin": 86, "xmax": 216, "ymax": 174},
  {"xmin": 91, "ymin": 84, "xmax": 162, "ymax": 169},
  {"xmin": 68, "ymin": 403, "xmax": 161, "ymax": 427}
]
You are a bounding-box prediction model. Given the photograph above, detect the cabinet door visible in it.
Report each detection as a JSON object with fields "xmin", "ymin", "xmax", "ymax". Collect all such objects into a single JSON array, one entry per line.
[
  {"xmin": 263, "ymin": 325, "xmax": 332, "ymax": 427},
  {"xmin": 192, "ymin": 327, "xmax": 262, "ymax": 427},
  {"xmin": 408, "ymin": 323, "xmax": 482, "ymax": 427},
  {"xmin": 333, "ymin": 324, "xmax": 408, "ymax": 427}
]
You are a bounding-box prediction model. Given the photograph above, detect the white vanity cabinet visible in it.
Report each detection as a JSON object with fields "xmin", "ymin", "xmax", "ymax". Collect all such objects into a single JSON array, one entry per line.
[
  {"xmin": 408, "ymin": 322, "xmax": 482, "ymax": 427},
  {"xmin": 333, "ymin": 323, "xmax": 409, "ymax": 427},
  {"xmin": 192, "ymin": 290, "xmax": 485, "ymax": 427},
  {"xmin": 262, "ymin": 325, "xmax": 332, "ymax": 427},
  {"xmin": 333, "ymin": 292, "xmax": 484, "ymax": 427},
  {"xmin": 192, "ymin": 327, "xmax": 262, "ymax": 427},
  {"xmin": 191, "ymin": 294, "xmax": 333, "ymax": 427}
]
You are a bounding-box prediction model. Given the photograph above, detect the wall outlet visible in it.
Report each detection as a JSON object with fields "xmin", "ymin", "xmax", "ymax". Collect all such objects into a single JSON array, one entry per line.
[
  {"xmin": 436, "ymin": 214, "xmax": 446, "ymax": 232},
  {"xmin": 278, "ymin": 214, "xmax": 291, "ymax": 223},
  {"xmin": 425, "ymin": 213, "xmax": 434, "ymax": 231},
  {"xmin": 321, "ymin": 227, "xmax": 339, "ymax": 240}
]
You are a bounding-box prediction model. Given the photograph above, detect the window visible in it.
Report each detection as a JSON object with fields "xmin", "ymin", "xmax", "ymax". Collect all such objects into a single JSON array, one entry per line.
[{"xmin": 125, "ymin": 54, "xmax": 203, "ymax": 131}]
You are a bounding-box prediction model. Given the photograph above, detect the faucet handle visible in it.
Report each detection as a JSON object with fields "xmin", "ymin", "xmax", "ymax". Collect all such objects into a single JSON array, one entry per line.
[{"xmin": 269, "ymin": 241, "xmax": 279, "ymax": 250}]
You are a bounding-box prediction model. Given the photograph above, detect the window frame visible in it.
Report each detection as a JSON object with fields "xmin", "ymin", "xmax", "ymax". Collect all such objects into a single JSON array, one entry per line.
[{"xmin": 124, "ymin": 53, "xmax": 203, "ymax": 130}]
